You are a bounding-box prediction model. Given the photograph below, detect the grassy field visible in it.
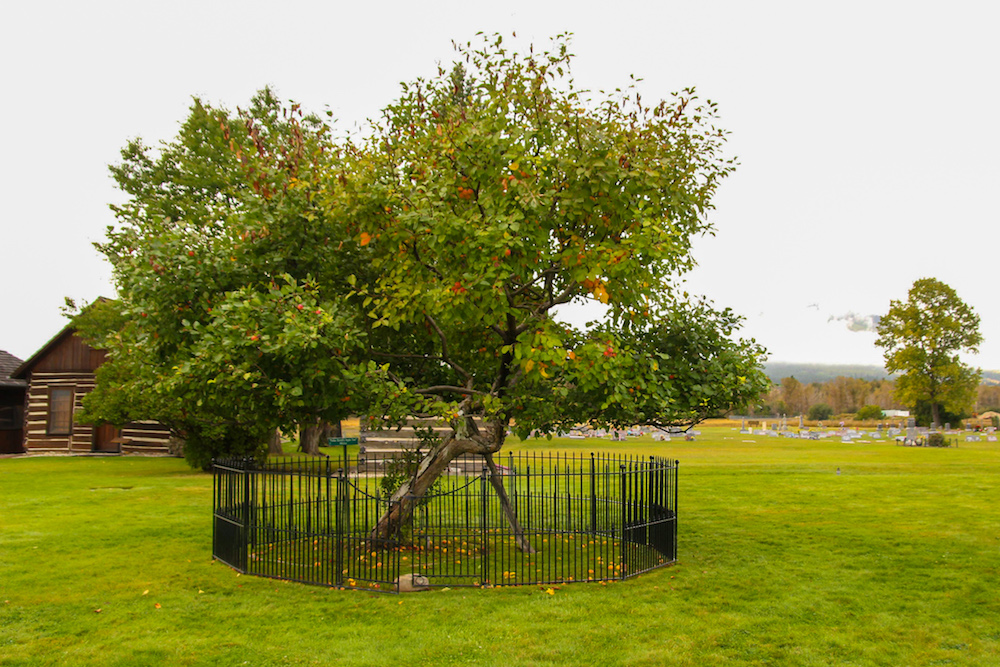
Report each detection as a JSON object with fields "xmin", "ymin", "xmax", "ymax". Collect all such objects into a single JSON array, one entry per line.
[{"xmin": 2, "ymin": 427, "xmax": 999, "ymax": 666}]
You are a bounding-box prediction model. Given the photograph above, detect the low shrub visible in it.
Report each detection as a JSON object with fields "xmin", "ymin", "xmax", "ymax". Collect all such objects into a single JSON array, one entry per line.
[
  {"xmin": 808, "ymin": 403, "xmax": 834, "ymax": 421},
  {"xmin": 855, "ymin": 405, "xmax": 883, "ymax": 421}
]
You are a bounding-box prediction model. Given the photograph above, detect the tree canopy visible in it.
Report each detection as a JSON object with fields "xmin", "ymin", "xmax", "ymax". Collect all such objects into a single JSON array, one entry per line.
[
  {"xmin": 875, "ymin": 277, "xmax": 981, "ymax": 427},
  {"xmin": 78, "ymin": 89, "xmax": 367, "ymax": 467},
  {"xmin": 81, "ymin": 35, "xmax": 768, "ymax": 483}
]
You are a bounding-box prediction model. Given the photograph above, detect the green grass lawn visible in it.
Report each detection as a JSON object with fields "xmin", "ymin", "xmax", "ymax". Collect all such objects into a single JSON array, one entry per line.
[{"xmin": 2, "ymin": 428, "xmax": 999, "ymax": 666}]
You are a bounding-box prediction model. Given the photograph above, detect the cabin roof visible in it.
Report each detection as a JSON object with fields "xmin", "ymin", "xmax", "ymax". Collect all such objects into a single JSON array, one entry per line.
[
  {"xmin": 12, "ymin": 325, "xmax": 77, "ymax": 379},
  {"xmin": 0, "ymin": 350, "xmax": 27, "ymax": 387},
  {"xmin": 12, "ymin": 298, "xmax": 112, "ymax": 380}
]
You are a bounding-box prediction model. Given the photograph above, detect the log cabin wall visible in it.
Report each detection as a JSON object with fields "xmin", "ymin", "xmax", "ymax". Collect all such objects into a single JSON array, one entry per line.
[
  {"xmin": 22, "ymin": 371, "xmax": 97, "ymax": 452},
  {"xmin": 120, "ymin": 420, "xmax": 172, "ymax": 455},
  {"xmin": 360, "ymin": 416, "xmax": 488, "ymax": 472},
  {"xmin": 18, "ymin": 329, "xmax": 104, "ymax": 453},
  {"xmin": 15, "ymin": 327, "xmax": 171, "ymax": 455}
]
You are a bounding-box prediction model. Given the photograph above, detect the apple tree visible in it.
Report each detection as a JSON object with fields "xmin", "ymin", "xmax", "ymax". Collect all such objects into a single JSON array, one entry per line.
[
  {"xmin": 81, "ymin": 89, "xmax": 377, "ymax": 468},
  {"xmin": 334, "ymin": 35, "xmax": 769, "ymax": 539},
  {"xmin": 85, "ymin": 35, "xmax": 768, "ymax": 539}
]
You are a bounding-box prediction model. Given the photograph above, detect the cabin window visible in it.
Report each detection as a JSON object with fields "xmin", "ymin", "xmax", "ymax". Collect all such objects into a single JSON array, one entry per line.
[{"xmin": 48, "ymin": 389, "xmax": 73, "ymax": 435}]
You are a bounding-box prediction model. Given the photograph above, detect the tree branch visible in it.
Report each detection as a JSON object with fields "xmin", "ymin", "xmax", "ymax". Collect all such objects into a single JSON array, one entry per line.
[
  {"xmin": 510, "ymin": 281, "xmax": 579, "ymax": 337},
  {"xmin": 371, "ymin": 350, "xmax": 443, "ymax": 362},
  {"xmin": 415, "ymin": 385, "xmax": 490, "ymax": 397},
  {"xmin": 425, "ymin": 313, "xmax": 472, "ymax": 383},
  {"xmin": 410, "ymin": 238, "xmax": 444, "ymax": 280},
  {"xmin": 506, "ymin": 266, "xmax": 559, "ymax": 300}
]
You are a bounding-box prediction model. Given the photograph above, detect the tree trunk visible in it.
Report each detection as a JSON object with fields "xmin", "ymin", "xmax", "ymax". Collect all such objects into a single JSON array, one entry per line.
[
  {"xmin": 303, "ymin": 421, "xmax": 342, "ymax": 453},
  {"xmin": 268, "ymin": 429, "xmax": 284, "ymax": 456},
  {"xmin": 369, "ymin": 419, "xmax": 535, "ymax": 554},
  {"xmin": 299, "ymin": 420, "xmax": 322, "ymax": 456},
  {"xmin": 931, "ymin": 402, "xmax": 941, "ymax": 429},
  {"xmin": 483, "ymin": 453, "xmax": 534, "ymax": 553},
  {"xmin": 370, "ymin": 434, "xmax": 465, "ymax": 545}
]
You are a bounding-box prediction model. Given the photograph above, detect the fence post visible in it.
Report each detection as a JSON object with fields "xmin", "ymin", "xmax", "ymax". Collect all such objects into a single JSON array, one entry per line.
[
  {"xmin": 335, "ymin": 468, "xmax": 345, "ymax": 587},
  {"xmin": 619, "ymin": 462, "xmax": 627, "ymax": 581},
  {"xmin": 325, "ymin": 459, "xmax": 332, "ymax": 536},
  {"xmin": 589, "ymin": 452, "xmax": 597, "ymax": 537},
  {"xmin": 673, "ymin": 460, "xmax": 679, "ymax": 561},
  {"xmin": 648, "ymin": 456, "xmax": 655, "ymax": 531},
  {"xmin": 211, "ymin": 458, "xmax": 217, "ymax": 561},
  {"xmin": 249, "ymin": 459, "xmax": 257, "ymax": 552},
  {"xmin": 508, "ymin": 451, "xmax": 515, "ymax": 517},
  {"xmin": 306, "ymin": 462, "xmax": 313, "ymax": 536},
  {"xmin": 481, "ymin": 466, "xmax": 489, "ymax": 570},
  {"xmin": 242, "ymin": 457, "xmax": 252, "ymax": 572}
]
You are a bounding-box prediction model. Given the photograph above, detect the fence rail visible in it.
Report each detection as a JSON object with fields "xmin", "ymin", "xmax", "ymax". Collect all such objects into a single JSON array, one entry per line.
[{"xmin": 213, "ymin": 452, "xmax": 677, "ymax": 592}]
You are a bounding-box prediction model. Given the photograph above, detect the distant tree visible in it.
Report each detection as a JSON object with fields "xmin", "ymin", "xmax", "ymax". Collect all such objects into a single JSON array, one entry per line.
[
  {"xmin": 779, "ymin": 376, "xmax": 807, "ymax": 415},
  {"xmin": 976, "ymin": 384, "xmax": 1000, "ymax": 413},
  {"xmin": 770, "ymin": 400, "xmax": 789, "ymax": 417},
  {"xmin": 866, "ymin": 379, "xmax": 902, "ymax": 410},
  {"xmin": 808, "ymin": 403, "xmax": 833, "ymax": 421},
  {"xmin": 855, "ymin": 404, "xmax": 883, "ymax": 421},
  {"xmin": 912, "ymin": 400, "xmax": 968, "ymax": 429},
  {"xmin": 817, "ymin": 376, "xmax": 870, "ymax": 414},
  {"xmin": 875, "ymin": 278, "xmax": 981, "ymax": 427}
]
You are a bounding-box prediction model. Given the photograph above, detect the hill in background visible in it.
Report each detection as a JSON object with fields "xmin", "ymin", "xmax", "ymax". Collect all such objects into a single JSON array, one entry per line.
[
  {"xmin": 765, "ymin": 363, "xmax": 1000, "ymax": 385},
  {"xmin": 764, "ymin": 362, "xmax": 892, "ymax": 384}
]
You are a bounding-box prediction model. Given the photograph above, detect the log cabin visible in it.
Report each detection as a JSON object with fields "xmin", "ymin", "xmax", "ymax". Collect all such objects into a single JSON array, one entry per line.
[
  {"xmin": 11, "ymin": 325, "xmax": 172, "ymax": 455},
  {"xmin": 0, "ymin": 350, "xmax": 26, "ymax": 454}
]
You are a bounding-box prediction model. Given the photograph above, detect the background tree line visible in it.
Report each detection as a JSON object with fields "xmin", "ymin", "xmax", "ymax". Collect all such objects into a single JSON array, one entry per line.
[{"xmin": 749, "ymin": 375, "xmax": 1000, "ymax": 424}]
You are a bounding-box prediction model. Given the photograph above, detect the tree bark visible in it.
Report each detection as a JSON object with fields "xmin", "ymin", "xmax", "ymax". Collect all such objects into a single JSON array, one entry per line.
[
  {"xmin": 368, "ymin": 418, "xmax": 535, "ymax": 554},
  {"xmin": 267, "ymin": 429, "xmax": 284, "ymax": 456},
  {"xmin": 370, "ymin": 433, "xmax": 465, "ymax": 545},
  {"xmin": 483, "ymin": 453, "xmax": 535, "ymax": 553},
  {"xmin": 299, "ymin": 420, "xmax": 322, "ymax": 456}
]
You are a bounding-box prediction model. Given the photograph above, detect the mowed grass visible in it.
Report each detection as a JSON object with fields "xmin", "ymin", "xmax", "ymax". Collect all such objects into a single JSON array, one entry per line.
[{"xmin": 2, "ymin": 429, "xmax": 999, "ymax": 666}]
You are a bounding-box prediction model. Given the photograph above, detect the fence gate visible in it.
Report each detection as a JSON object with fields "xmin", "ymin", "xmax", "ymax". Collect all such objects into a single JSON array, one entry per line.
[{"xmin": 212, "ymin": 459, "xmax": 250, "ymax": 572}]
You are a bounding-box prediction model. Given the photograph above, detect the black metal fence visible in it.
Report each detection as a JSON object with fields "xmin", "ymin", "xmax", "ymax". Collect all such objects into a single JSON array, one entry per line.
[{"xmin": 213, "ymin": 452, "xmax": 677, "ymax": 592}]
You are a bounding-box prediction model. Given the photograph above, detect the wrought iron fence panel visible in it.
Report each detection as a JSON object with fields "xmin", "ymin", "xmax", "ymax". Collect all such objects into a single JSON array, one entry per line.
[{"xmin": 212, "ymin": 452, "xmax": 677, "ymax": 592}]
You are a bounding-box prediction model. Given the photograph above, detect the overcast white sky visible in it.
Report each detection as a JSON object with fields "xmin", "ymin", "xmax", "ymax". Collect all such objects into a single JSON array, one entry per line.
[{"xmin": 2, "ymin": 1, "xmax": 997, "ymax": 369}]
